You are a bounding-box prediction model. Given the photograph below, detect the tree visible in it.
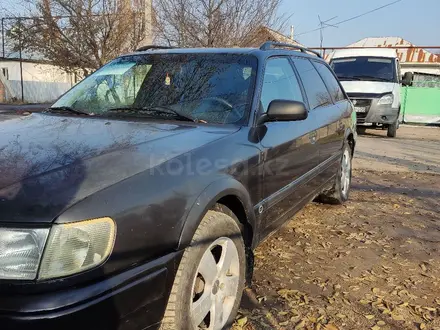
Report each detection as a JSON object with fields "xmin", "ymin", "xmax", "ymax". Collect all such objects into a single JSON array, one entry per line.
[
  {"xmin": 153, "ymin": 0, "xmax": 287, "ymax": 48},
  {"xmin": 8, "ymin": 0, "xmax": 152, "ymax": 75}
]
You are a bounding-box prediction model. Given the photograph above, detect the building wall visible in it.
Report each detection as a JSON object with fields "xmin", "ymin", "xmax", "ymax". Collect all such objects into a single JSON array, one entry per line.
[
  {"xmin": 0, "ymin": 61, "xmax": 75, "ymax": 84},
  {"xmin": 401, "ymin": 64, "xmax": 440, "ymax": 76},
  {"xmin": 0, "ymin": 60, "xmax": 76, "ymax": 103},
  {"xmin": 0, "ymin": 80, "xmax": 5, "ymax": 102}
]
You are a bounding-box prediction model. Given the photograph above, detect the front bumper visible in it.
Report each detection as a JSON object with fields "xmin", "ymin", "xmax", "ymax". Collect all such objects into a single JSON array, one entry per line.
[
  {"xmin": 351, "ymin": 97, "xmax": 399, "ymax": 125},
  {"xmin": 0, "ymin": 251, "xmax": 182, "ymax": 330}
]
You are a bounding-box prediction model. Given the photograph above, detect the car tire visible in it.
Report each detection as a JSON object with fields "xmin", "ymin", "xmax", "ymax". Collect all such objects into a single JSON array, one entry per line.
[
  {"xmin": 357, "ymin": 126, "xmax": 366, "ymax": 134},
  {"xmin": 161, "ymin": 208, "xmax": 246, "ymax": 330},
  {"xmin": 317, "ymin": 143, "xmax": 352, "ymax": 205},
  {"xmin": 387, "ymin": 120, "xmax": 398, "ymax": 138}
]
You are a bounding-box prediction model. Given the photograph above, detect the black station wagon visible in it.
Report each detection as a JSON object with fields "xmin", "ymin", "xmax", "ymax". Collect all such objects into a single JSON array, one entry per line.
[{"xmin": 0, "ymin": 42, "xmax": 356, "ymax": 330}]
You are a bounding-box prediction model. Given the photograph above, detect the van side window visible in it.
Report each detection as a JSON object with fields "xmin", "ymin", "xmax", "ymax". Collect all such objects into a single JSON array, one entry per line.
[
  {"xmin": 260, "ymin": 57, "xmax": 304, "ymax": 112},
  {"xmin": 312, "ymin": 61, "xmax": 346, "ymax": 102},
  {"xmin": 292, "ymin": 58, "xmax": 332, "ymax": 110}
]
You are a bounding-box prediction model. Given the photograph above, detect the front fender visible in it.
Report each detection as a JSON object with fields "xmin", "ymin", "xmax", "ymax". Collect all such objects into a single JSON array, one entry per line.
[{"xmin": 178, "ymin": 176, "xmax": 257, "ymax": 250}]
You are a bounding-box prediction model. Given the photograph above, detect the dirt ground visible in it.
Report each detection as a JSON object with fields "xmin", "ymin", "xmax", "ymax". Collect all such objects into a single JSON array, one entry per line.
[
  {"xmin": 235, "ymin": 126, "xmax": 440, "ymax": 330},
  {"xmin": 354, "ymin": 126, "xmax": 440, "ymax": 174}
]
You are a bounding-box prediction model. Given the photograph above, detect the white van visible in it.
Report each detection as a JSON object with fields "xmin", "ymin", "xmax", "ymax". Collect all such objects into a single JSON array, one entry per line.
[{"xmin": 328, "ymin": 48, "xmax": 412, "ymax": 137}]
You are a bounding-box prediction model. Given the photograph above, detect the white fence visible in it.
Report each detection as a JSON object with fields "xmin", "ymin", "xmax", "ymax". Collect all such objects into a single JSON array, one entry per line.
[{"xmin": 7, "ymin": 80, "xmax": 72, "ymax": 103}]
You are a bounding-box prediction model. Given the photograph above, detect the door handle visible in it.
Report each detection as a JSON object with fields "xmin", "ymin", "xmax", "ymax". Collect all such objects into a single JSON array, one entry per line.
[{"xmin": 309, "ymin": 131, "xmax": 317, "ymax": 144}]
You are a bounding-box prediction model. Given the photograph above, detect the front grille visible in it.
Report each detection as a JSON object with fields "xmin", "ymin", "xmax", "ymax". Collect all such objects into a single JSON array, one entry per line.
[
  {"xmin": 350, "ymin": 98, "xmax": 372, "ymax": 124},
  {"xmin": 356, "ymin": 112, "xmax": 367, "ymax": 123},
  {"xmin": 352, "ymin": 99, "xmax": 372, "ymax": 107}
]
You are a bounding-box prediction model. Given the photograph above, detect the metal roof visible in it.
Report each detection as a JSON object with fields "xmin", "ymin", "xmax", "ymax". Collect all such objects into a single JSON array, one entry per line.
[
  {"xmin": 348, "ymin": 37, "xmax": 440, "ymax": 63},
  {"xmin": 330, "ymin": 48, "xmax": 398, "ymax": 59}
]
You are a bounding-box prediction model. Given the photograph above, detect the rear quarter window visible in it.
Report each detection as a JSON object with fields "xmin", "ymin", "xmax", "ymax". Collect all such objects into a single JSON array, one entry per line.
[
  {"xmin": 291, "ymin": 57, "xmax": 332, "ymax": 110},
  {"xmin": 312, "ymin": 61, "xmax": 346, "ymax": 102}
]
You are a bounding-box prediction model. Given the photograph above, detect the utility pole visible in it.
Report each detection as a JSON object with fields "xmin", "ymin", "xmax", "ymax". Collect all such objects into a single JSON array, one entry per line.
[
  {"xmin": 318, "ymin": 15, "xmax": 323, "ymax": 49},
  {"xmin": 17, "ymin": 18, "xmax": 24, "ymax": 102},
  {"xmin": 1, "ymin": 18, "xmax": 5, "ymax": 58},
  {"xmin": 317, "ymin": 15, "xmax": 338, "ymax": 56}
]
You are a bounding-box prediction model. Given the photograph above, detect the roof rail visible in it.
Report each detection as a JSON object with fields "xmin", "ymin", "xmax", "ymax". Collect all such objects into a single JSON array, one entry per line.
[
  {"xmin": 260, "ymin": 41, "xmax": 322, "ymax": 58},
  {"xmin": 135, "ymin": 45, "xmax": 175, "ymax": 52}
]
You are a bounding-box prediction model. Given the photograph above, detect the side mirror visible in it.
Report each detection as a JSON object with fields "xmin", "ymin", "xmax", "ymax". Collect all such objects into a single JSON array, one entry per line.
[
  {"xmin": 402, "ymin": 72, "xmax": 413, "ymax": 86},
  {"xmin": 258, "ymin": 100, "xmax": 308, "ymax": 125}
]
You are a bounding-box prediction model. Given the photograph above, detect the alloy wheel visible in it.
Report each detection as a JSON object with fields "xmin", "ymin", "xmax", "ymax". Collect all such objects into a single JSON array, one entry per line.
[
  {"xmin": 341, "ymin": 148, "xmax": 351, "ymax": 196},
  {"xmin": 190, "ymin": 237, "xmax": 240, "ymax": 330}
]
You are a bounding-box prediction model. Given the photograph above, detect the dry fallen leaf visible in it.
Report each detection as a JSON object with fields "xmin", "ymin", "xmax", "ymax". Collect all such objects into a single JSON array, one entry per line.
[
  {"xmin": 377, "ymin": 321, "xmax": 386, "ymax": 326},
  {"xmin": 365, "ymin": 315, "xmax": 375, "ymax": 320},
  {"xmin": 294, "ymin": 319, "xmax": 306, "ymax": 330},
  {"xmin": 391, "ymin": 312, "xmax": 404, "ymax": 321},
  {"xmin": 236, "ymin": 317, "xmax": 248, "ymax": 327},
  {"xmin": 419, "ymin": 323, "xmax": 426, "ymax": 330},
  {"xmin": 325, "ymin": 324, "xmax": 339, "ymax": 330}
]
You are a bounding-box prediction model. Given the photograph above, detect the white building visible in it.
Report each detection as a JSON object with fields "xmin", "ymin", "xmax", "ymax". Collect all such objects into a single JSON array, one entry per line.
[{"xmin": 0, "ymin": 58, "xmax": 77, "ymax": 103}]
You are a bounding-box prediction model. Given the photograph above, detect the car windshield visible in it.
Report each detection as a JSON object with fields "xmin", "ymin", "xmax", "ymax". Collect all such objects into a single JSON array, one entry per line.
[
  {"xmin": 51, "ymin": 53, "xmax": 257, "ymax": 124},
  {"xmin": 330, "ymin": 57, "xmax": 396, "ymax": 83}
]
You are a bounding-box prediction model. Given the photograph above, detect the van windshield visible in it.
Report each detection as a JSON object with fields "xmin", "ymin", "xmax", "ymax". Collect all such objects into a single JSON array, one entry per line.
[
  {"xmin": 51, "ymin": 53, "xmax": 257, "ymax": 124},
  {"xmin": 330, "ymin": 57, "xmax": 396, "ymax": 83}
]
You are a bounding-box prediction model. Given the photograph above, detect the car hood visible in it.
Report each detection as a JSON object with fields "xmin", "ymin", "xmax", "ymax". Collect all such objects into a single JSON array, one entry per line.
[
  {"xmin": 340, "ymin": 81, "xmax": 397, "ymax": 95},
  {"xmin": 0, "ymin": 114, "xmax": 238, "ymax": 223}
]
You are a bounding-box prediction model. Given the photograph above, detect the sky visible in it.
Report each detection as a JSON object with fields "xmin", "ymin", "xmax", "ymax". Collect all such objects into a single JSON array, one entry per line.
[
  {"xmin": 279, "ymin": 0, "xmax": 440, "ymax": 47},
  {"xmin": 1, "ymin": 0, "xmax": 439, "ymax": 49}
]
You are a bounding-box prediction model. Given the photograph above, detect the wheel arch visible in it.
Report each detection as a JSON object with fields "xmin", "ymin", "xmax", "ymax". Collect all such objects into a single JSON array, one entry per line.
[
  {"xmin": 178, "ymin": 177, "xmax": 257, "ymax": 251},
  {"xmin": 345, "ymin": 128, "xmax": 356, "ymax": 156}
]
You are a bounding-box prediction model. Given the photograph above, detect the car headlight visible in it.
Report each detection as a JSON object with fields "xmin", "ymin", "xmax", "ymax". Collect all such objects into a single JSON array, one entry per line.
[
  {"xmin": 0, "ymin": 218, "xmax": 116, "ymax": 281},
  {"xmin": 0, "ymin": 228, "xmax": 49, "ymax": 280},
  {"xmin": 378, "ymin": 94, "xmax": 394, "ymax": 105},
  {"xmin": 39, "ymin": 217, "xmax": 116, "ymax": 280}
]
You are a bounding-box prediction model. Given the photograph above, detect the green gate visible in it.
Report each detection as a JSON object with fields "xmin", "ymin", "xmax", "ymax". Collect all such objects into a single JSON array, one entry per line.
[{"xmin": 401, "ymin": 77, "xmax": 440, "ymax": 124}]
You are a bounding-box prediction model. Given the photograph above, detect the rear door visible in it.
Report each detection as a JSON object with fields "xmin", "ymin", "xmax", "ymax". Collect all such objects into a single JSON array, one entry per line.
[
  {"xmin": 257, "ymin": 57, "xmax": 320, "ymax": 234},
  {"xmin": 311, "ymin": 60, "xmax": 351, "ymax": 182},
  {"xmin": 291, "ymin": 57, "xmax": 346, "ymax": 186}
]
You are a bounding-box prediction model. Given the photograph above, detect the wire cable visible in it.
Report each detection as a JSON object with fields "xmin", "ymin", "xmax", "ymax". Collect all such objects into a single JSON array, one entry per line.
[{"xmin": 296, "ymin": 0, "xmax": 403, "ymax": 37}]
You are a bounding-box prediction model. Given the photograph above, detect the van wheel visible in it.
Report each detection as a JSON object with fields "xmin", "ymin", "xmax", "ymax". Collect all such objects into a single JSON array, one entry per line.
[
  {"xmin": 161, "ymin": 210, "xmax": 246, "ymax": 330},
  {"xmin": 357, "ymin": 126, "xmax": 366, "ymax": 134},
  {"xmin": 387, "ymin": 120, "xmax": 398, "ymax": 138},
  {"xmin": 317, "ymin": 144, "xmax": 352, "ymax": 205}
]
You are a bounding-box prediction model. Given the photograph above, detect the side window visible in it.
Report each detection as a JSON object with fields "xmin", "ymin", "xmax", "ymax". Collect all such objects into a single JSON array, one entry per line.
[
  {"xmin": 312, "ymin": 61, "xmax": 346, "ymax": 102},
  {"xmin": 292, "ymin": 57, "xmax": 332, "ymax": 110},
  {"xmin": 260, "ymin": 57, "xmax": 304, "ymax": 112}
]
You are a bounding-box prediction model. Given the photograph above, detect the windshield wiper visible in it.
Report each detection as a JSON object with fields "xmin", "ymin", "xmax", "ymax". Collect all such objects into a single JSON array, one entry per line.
[
  {"xmin": 47, "ymin": 106, "xmax": 91, "ymax": 116},
  {"xmin": 352, "ymin": 75, "xmax": 391, "ymax": 82},
  {"xmin": 107, "ymin": 106, "xmax": 198, "ymax": 122}
]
